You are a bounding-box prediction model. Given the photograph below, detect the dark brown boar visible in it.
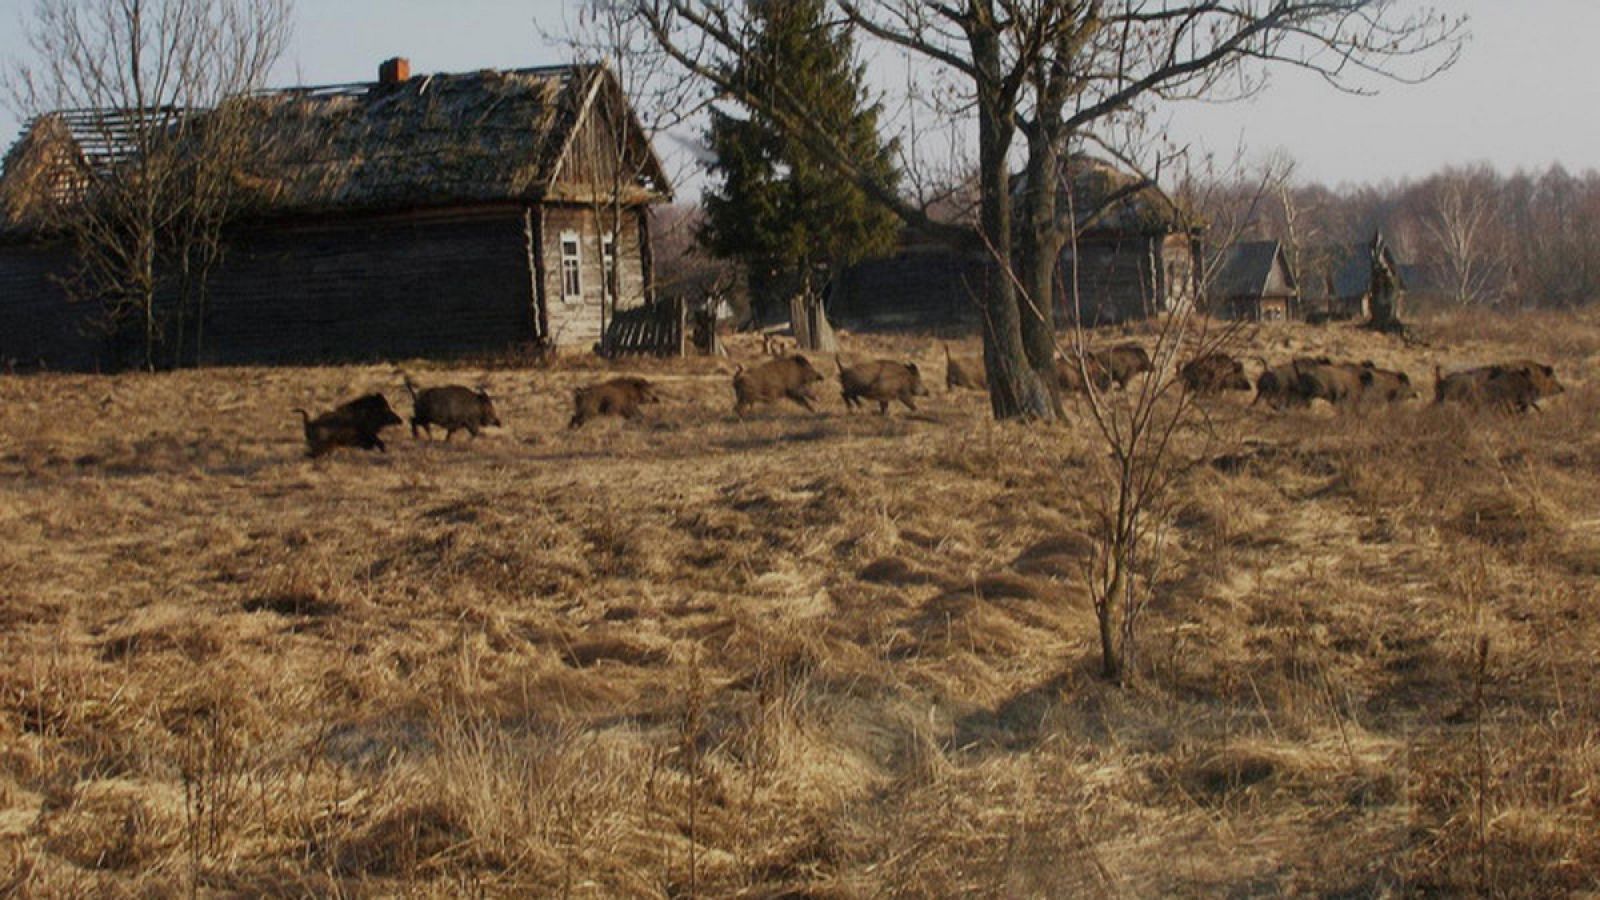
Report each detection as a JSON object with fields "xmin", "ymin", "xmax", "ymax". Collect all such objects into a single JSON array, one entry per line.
[
  {"xmin": 1434, "ymin": 366, "xmax": 1489, "ymax": 405},
  {"xmin": 837, "ymin": 358, "xmax": 929, "ymax": 414},
  {"xmin": 1180, "ymin": 353, "xmax": 1251, "ymax": 394},
  {"xmin": 1498, "ymin": 360, "xmax": 1564, "ymax": 399},
  {"xmin": 294, "ymin": 393, "xmax": 403, "ymax": 457},
  {"xmin": 944, "ymin": 344, "xmax": 988, "ymax": 391},
  {"xmin": 1056, "ymin": 352, "xmax": 1113, "ymax": 393},
  {"xmin": 1479, "ymin": 368, "xmax": 1547, "ymax": 411},
  {"xmin": 569, "ymin": 376, "xmax": 661, "ymax": 428},
  {"xmin": 1093, "ymin": 344, "xmax": 1153, "ymax": 388},
  {"xmin": 1435, "ymin": 362, "xmax": 1561, "ymax": 412},
  {"xmin": 404, "ymin": 378, "xmax": 501, "ymax": 440},
  {"xmin": 1357, "ymin": 362, "xmax": 1417, "ymax": 403},
  {"xmin": 1253, "ymin": 357, "xmax": 1329, "ymax": 409},
  {"xmin": 1291, "ymin": 360, "xmax": 1367, "ymax": 405},
  {"xmin": 732, "ymin": 354, "xmax": 825, "ymax": 417}
]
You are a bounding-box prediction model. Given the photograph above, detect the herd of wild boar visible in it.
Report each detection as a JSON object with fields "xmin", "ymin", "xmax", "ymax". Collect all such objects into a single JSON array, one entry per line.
[{"xmin": 294, "ymin": 343, "xmax": 1566, "ymax": 457}]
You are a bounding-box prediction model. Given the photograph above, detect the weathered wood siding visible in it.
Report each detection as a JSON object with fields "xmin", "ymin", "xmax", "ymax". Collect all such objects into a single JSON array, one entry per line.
[
  {"xmin": 0, "ymin": 241, "xmax": 113, "ymax": 370},
  {"xmin": 1262, "ymin": 257, "xmax": 1294, "ymax": 296},
  {"xmin": 1062, "ymin": 233, "xmax": 1198, "ymax": 325},
  {"xmin": 1159, "ymin": 233, "xmax": 1199, "ymax": 316},
  {"xmin": 199, "ymin": 208, "xmax": 536, "ymax": 365},
  {"xmin": 1065, "ymin": 236, "xmax": 1154, "ymax": 325},
  {"xmin": 539, "ymin": 204, "xmax": 647, "ymax": 349}
]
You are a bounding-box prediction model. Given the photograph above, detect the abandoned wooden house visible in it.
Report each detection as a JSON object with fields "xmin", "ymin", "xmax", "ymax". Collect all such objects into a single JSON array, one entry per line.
[
  {"xmin": 828, "ymin": 156, "xmax": 1199, "ymax": 329},
  {"xmin": 1210, "ymin": 240, "xmax": 1299, "ymax": 321},
  {"xmin": 0, "ymin": 59, "xmax": 671, "ymax": 369},
  {"xmin": 1298, "ymin": 237, "xmax": 1406, "ymax": 321}
]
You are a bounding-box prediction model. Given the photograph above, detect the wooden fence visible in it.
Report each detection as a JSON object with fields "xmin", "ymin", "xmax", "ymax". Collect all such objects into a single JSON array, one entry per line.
[{"xmin": 602, "ymin": 296, "xmax": 685, "ymax": 357}]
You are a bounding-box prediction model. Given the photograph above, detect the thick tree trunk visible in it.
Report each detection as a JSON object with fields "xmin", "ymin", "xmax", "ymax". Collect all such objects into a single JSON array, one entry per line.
[
  {"xmin": 1018, "ymin": 123, "xmax": 1066, "ymax": 416},
  {"xmin": 971, "ymin": 13, "xmax": 1052, "ymax": 421}
]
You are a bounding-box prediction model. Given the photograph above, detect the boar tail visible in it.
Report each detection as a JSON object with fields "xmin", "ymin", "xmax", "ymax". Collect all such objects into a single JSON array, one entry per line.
[
  {"xmin": 292, "ymin": 408, "xmax": 311, "ymax": 425},
  {"xmin": 401, "ymin": 374, "xmax": 419, "ymax": 401},
  {"xmin": 835, "ymin": 356, "xmax": 845, "ymax": 374}
]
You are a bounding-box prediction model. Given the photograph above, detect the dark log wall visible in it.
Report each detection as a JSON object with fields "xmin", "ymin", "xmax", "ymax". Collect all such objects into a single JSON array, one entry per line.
[
  {"xmin": 3, "ymin": 202, "xmax": 659, "ymax": 368},
  {"xmin": 829, "ymin": 247, "xmax": 991, "ymax": 328},
  {"xmin": 199, "ymin": 209, "xmax": 535, "ymax": 365},
  {"xmin": 0, "ymin": 242, "xmax": 112, "ymax": 370},
  {"xmin": 1065, "ymin": 236, "xmax": 1155, "ymax": 325},
  {"xmin": 833, "ymin": 234, "xmax": 1199, "ymax": 331}
]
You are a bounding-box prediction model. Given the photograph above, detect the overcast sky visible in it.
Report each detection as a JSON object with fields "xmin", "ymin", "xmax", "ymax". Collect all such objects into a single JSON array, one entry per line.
[{"xmin": 2, "ymin": 0, "xmax": 1595, "ymax": 192}]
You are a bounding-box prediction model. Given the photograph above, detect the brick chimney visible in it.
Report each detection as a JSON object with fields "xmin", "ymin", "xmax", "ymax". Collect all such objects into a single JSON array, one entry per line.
[{"xmin": 379, "ymin": 57, "xmax": 410, "ymax": 84}]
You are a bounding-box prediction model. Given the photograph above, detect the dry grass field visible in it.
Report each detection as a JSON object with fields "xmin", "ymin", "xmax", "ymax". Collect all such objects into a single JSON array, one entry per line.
[{"xmin": 3, "ymin": 312, "xmax": 1599, "ymax": 897}]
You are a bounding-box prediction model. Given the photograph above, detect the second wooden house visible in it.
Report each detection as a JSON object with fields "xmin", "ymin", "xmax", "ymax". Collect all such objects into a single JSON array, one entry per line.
[
  {"xmin": 1210, "ymin": 240, "xmax": 1298, "ymax": 321},
  {"xmin": 828, "ymin": 156, "xmax": 1199, "ymax": 329}
]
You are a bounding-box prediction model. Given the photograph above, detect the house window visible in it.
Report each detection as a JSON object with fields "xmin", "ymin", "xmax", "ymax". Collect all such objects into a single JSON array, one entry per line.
[
  {"xmin": 601, "ymin": 233, "xmax": 618, "ymax": 303},
  {"xmin": 560, "ymin": 231, "xmax": 582, "ymax": 301}
]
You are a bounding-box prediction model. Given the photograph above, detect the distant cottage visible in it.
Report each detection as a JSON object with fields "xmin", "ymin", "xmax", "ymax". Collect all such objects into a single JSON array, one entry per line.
[
  {"xmin": 0, "ymin": 60, "xmax": 671, "ymax": 369},
  {"xmin": 1299, "ymin": 236, "xmax": 1406, "ymax": 322},
  {"xmin": 1210, "ymin": 240, "xmax": 1298, "ymax": 321},
  {"xmin": 828, "ymin": 156, "xmax": 1198, "ymax": 329}
]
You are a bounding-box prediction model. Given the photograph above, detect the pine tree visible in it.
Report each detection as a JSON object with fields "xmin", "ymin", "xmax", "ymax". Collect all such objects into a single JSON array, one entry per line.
[{"xmin": 698, "ymin": 0, "xmax": 900, "ymax": 321}]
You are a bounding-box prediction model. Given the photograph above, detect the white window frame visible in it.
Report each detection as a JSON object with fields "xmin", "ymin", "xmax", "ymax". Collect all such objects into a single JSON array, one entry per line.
[{"xmin": 560, "ymin": 230, "xmax": 582, "ymax": 302}]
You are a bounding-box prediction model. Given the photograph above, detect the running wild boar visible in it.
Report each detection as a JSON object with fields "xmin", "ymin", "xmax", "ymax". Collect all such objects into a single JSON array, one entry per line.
[
  {"xmin": 569, "ymin": 376, "xmax": 661, "ymax": 428},
  {"xmin": 1093, "ymin": 344, "xmax": 1153, "ymax": 389},
  {"xmin": 837, "ymin": 358, "xmax": 929, "ymax": 414},
  {"xmin": 295, "ymin": 393, "xmax": 404, "ymax": 457},
  {"xmin": 404, "ymin": 377, "xmax": 501, "ymax": 440},
  {"xmin": 732, "ymin": 354, "xmax": 825, "ymax": 417},
  {"xmin": 1179, "ymin": 353, "xmax": 1252, "ymax": 395}
]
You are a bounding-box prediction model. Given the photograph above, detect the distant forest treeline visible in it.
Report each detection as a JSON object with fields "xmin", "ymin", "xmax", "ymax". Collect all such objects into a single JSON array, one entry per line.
[{"xmin": 1195, "ymin": 162, "xmax": 1600, "ymax": 310}]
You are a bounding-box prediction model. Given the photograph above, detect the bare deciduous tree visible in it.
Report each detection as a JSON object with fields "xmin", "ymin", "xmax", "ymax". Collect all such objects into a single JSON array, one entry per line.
[
  {"xmin": 1062, "ymin": 151, "xmax": 1273, "ymax": 684},
  {"xmin": 1422, "ymin": 166, "xmax": 1508, "ymax": 307},
  {"xmin": 9, "ymin": 0, "xmax": 292, "ymax": 369},
  {"xmin": 639, "ymin": 0, "xmax": 1463, "ymax": 421}
]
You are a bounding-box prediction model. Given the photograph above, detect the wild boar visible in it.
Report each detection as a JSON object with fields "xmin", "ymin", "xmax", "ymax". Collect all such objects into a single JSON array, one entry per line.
[
  {"xmin": 569, "ymin": 376, "xmax": 661, "ymax": 428},
  {"xmin": 404, "ymin": 378, "xmax": 501, "ymax": 440},
  {"xmin": 1479, "ymin": 368, "xmax": 1549, "ymax": 412},
  {"xmin": 1498, "ymin": 360, "xmax": 1564, "ymax": 399},
  {"xmin": 838, "ymin": 358, "xmax": 929, "ymax": 414},
  {"xmin": 1435, "ymin": 361, "xmax": 1562, "ymax": 412},
  {"xmin": 944, "ymin": 344, "xmax": 988, "ymax": 391},
  {"xmin": 1253, "ymin": 356, "xmax": 1330, "ymax": 409},
  {"xmin": 1093, "ymin": 344, "xmax": 1153, "ymax": 389},
  {"xmin": 1434, "ymin": 367, "xmax": 1489, "ymax": 405},
  {"xmin": 1357, "ymin": 362, "xmax": 1417, "ymax": 404},
  {"xmin": 1291, "ymin": 360, "xmax": 1367, "ymax": 405},
  {"xmin": 732, "ymin": 354, "xmax": 825, "ymax": 417},
  {"xmin": 1056, "ymin": 352, "xmax": 1113, "ymax": 393},
  {"xmin": 1179, "ymin": 353, "xmax": 1251, "ymax": 395},
  {"xmin": 294, "ymin": 393, "xmax": 403, "ymax": 457}
]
